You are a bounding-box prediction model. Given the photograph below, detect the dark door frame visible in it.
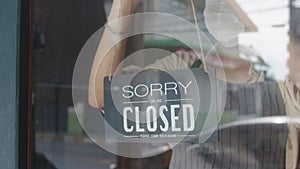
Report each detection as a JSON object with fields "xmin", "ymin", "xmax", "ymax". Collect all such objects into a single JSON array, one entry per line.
[{"xmin": 18, "ymin": 0, "xmax": 33, "ymax": 168}]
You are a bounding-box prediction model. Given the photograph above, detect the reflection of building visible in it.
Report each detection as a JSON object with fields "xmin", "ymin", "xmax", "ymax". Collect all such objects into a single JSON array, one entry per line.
[
  {"xmin": 289, "ymin": 0, "xmax": 300, "ymax": 89},
  {"xmin": 291, "ymin": 0, "xmax": 300, "ymax": 37},
  {"xmin": 144, "ymin": 0, "xmax": 207, "ymax": 51}
]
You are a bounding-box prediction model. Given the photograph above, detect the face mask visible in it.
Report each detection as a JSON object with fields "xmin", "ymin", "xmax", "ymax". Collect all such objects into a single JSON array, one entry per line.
[{"xmin": 204, "ymin": 0, "xmax": 245, "ymax": 48}]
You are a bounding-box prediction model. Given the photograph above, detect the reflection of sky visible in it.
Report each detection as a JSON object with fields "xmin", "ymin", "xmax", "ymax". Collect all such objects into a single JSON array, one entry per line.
[{"xmin": 237, "ymin": 0, "xmax": 290, "ymax": 80}]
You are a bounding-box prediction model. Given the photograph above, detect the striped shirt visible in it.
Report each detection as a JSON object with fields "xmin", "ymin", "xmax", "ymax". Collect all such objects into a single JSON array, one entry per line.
[{"xmin": 146, "ymin": 50, "xmax": 299, "ymax": 169}]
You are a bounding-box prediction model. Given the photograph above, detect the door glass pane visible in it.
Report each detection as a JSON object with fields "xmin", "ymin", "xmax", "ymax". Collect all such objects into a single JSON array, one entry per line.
[{"xmin": 33, "ymin": 0, "xmax": 300, "ymax": 169}]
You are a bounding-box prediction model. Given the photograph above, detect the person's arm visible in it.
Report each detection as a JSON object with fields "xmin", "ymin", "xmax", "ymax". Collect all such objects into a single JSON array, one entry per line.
[{"xmin": 88, "ymin": 0, "xmax": 139, "ymax": 109}]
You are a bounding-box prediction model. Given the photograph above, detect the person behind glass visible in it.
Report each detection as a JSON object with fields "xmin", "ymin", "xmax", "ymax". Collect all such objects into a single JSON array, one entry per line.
[
  {"xmin": 88, "ymin": 0, "xmax": 262, "ymax": 110},
  {"xmin": 88, "ymin": 0, "xmax": 300, "ymax": 169},
  {"xmin": 284, "ymin": 23, "xmax": 300, "ymax": 169}
]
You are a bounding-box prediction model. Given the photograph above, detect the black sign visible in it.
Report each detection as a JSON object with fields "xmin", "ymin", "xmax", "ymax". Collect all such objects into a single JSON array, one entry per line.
[{"xmin": 104, "ymin": 68, "xmax": 219, "ymax": 143}]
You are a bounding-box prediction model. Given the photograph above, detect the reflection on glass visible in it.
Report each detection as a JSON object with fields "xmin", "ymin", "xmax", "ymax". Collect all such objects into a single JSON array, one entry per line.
[{"xmin": 34, "ymin": 0, "xmax": 300, "ymax": 169}]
